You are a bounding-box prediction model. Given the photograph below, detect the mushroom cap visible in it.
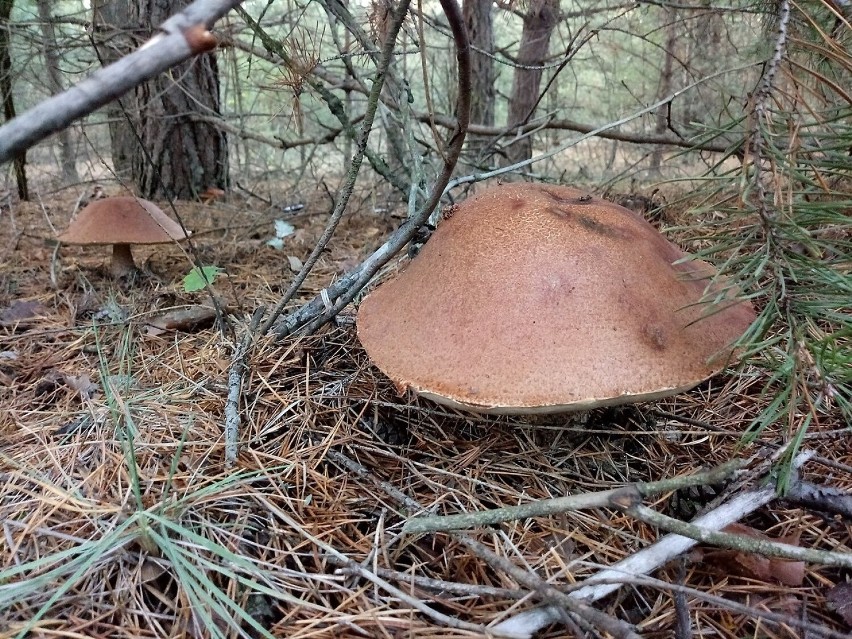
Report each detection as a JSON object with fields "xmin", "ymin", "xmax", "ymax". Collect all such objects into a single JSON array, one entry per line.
[
  {"xmin": 356, "ymin": 182, "xmax": 756, "ymax": 415},
  {"xmin": 58, "ymin": 196, "xmax": 189, "ymax": 245}
]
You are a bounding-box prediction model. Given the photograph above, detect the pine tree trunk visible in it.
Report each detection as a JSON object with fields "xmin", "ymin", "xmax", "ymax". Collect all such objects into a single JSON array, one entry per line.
[
  {"xmin": 501, "ymin": 0, "xmax": 558, "ymax": 170},
  {"xmin": 37, "ymin": 0, "xmax": 79, "ymax": 182},
  {"xmin": 94, "ymin": 0, "xmax": 227, "ymax": 198},
  {"xmin": 463, "ymin": 0, "xmax": 495, "ymax": 166},
  {"xmin": 92, "ymin": 0, "xmax": 139, "ymax": 179},
  {"xmin": 134, "ymin": 0, "xmax": 227, "ymax": 199},
  {"xmin": 0, "ymin": 0, "xmax": 28, "ymax": 200}
]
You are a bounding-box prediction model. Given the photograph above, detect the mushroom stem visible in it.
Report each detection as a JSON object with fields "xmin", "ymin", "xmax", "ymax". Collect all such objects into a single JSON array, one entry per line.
[{"xmin": 110, "ymin": 244, "xmax": 137, "ymax": 277}]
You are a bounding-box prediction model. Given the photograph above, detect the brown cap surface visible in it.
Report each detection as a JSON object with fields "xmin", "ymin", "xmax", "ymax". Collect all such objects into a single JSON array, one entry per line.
[
  {"xmin": 58, "ymin": 196, "xmax": 189, "ymax": 245},
  {"xmin": 356, "ymin": 182, "xmax": 756, "ymax": 414}
]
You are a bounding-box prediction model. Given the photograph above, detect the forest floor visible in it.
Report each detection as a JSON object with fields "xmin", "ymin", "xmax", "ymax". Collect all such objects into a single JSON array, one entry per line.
[{"xmin": 0, "ymin": 180, "xmax": 850, "ymax": 638}]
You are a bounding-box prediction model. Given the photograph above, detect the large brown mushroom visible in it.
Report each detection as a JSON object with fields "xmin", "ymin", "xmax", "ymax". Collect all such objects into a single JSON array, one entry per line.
[
  {"xmin": 58, "ymin": 196, "xmax": 190, "ymax": 276},
  {"xmin": 356, "ymin": 182, "xmax": 756, "ymax": 415}
]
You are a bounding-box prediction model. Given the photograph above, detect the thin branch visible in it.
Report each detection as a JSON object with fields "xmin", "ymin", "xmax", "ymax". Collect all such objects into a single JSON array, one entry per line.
[
  {"xmin": 637, "ymin": 0, "xmax": 769, "ymax": 12},
  {"xmin": 329, "ymin": 558, "xmax": 524, "ymax": 599},
  {"xmin": 415, "ymin": 111, "xmax": 733, "ymax": 153},
  {"xmin": 446, "ymin": 59, "xmax": 764, "ymax": 191},
  {"xmin": 340, "ymin": 558, "xmax": 524, "ymax": 638},
  {"xmin": 749, "ymin": 0, "xmax": 791, "ymax": 226},
  {"xmin": 191, "ymin": 113, "xmax": 354, "ymax": 149},
  {"xmin": 403, "ymin": 459, "xmax": 745, "ymax": 534},
  {"xmin": 782, "ymin": 478, "xmax": 852, "ymax": 519},
  {"xmin": 221, "ymin": 0, "xmax": 415, "ymax": 466},
  {"xmin": 623, "ymin": 503, "xmax": 852, "ymax": 568},
  {"xmin": 254, "ymin": 0, "xmax": 414, "ymax": 338},
  {"xmin": 272, "ymin": 0, "xmax": 472, "ymax": 337},
  {"xmin": 458, "ymin": 536, "xmax": 641, "ymax": 639},
  {"xmin": 335, "ymin": 558, "xmax": 849, "ymax": 639},
  {"xmin": 223, "ymin": 307, "xmax": 263, "ymax": 464},
  {"xmin": 227, "ymin": 18, "xmax": 409, "ymax": 195}
]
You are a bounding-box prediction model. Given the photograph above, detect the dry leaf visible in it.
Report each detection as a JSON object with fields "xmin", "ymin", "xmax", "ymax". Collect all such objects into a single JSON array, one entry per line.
[
  {"xmin": 140, "ymin": 558, "xmax": 167, "ymax": 583},
  {"xmin": 144, "ymin": 306, "xmax": 219, "ymax": 336},
  {"xmin": 0, "ymin": 299, "xmax": 47, "ymax": 326},
  {"xmin": 65, "ymin": 374, "xmax": 99, "ymax": 401},
  {"xmin": 700, "ymin": 523, "xmax": 806, "ymax": 586},
  {"xmin": 287, "ymin": 255, "xmax": 303, "ymax": 272}
]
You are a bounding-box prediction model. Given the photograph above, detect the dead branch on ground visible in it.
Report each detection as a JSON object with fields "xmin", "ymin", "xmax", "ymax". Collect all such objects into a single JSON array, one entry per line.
[{"xmin": 220, "ymin": 0, "xmax": 471, "ymax": 464}]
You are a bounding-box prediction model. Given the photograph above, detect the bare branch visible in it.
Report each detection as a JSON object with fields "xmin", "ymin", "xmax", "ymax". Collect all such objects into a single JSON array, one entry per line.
[
  {"xmin": 403, "ymin": 459, "xmax": 745, "ymax": 534},
  {"xmin": 273, "ymin": 0, "xmax": 472, "ymax": 337},
  {"xmin": 405, "ymin": 110, "xmax": 733, "ymax": 154},
  {"xmin": 229, "ymin": 14, "xmax": 410, "ymax": 195},
  {"xmin": 623, "ymin": 503, "xmax": 852, "ymax": 568},
  {"xmin": 255, "ymin": 0, "xmax": 415, "ymax": 338}
]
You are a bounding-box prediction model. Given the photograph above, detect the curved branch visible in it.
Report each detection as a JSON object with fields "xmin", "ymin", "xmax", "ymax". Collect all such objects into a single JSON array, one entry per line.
[
  {"xmin": 274, "ymin": 0, "xmax": 471, "ymax": 337},
  {"xmin": 413, "ymin": 112, "xmax": 733, "ymax": 154},
  {"xmin": 256, "ymin": 0, "xmax": 414, "ymax": 337}
]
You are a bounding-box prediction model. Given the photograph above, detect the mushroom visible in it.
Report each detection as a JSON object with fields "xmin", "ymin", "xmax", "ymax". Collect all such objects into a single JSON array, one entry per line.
[
  {"xmin": 356, "ymin": 182, "xmax": 756, "ymax": 415},
  {"xmin": 58, "ymin": 196, "xmax": 190, "ymax": 277}
]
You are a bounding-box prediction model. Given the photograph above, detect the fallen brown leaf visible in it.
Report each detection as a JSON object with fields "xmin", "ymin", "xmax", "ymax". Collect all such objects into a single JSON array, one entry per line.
[
  {"xmin": 65, "ymin": 374, "xmax": 99, "ymax": 401},
  {"xmin": 700, "ymin": 523, "xmax": 806, "ymax": 586},
  {"xmin": 143, "ymin": 305, "xmax": 221, "ymax": 336},
  {"xmin": 0, "ymin": 299, "xmax": 48, "ymax": 326}
]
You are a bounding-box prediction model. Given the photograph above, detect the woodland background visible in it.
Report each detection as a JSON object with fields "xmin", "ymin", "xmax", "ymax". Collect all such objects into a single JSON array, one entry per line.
[{"xmin": 3, "ymin": 0, "xmax": 797, "ymax": 194}]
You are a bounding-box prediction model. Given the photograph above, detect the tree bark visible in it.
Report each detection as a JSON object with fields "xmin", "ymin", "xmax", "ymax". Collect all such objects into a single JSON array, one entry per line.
[
  {"xmin": 0, "ymin": 0, "xmax": 27, "ymax": 200},
  {"xmin": 134, "ymin": 0, "xmax": 227, "ymax": 199},
  {"xmin": 37, "ymin": 0, "xmax": 79, "ymax": 182},
  {"xmin": 94, "ymin": 0, "xmax": 228, "ymax": 198},
  {"xmin": 91, "ymin": 0, "xmax": 139, "ymax": 179},
  {"xmin": 650, "ymin": 7, "xmax": 678, "ymax": 176},
  {"xmin": 463, "ymin": 0, "xmax": 495, "ymax": 165},
  {"xmin": 501, "ymin": 0, "xmax": 558, "ymax": 169}
]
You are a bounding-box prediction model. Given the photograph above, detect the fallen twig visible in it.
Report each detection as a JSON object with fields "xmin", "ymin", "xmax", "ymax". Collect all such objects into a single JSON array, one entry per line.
[
  {"xmin": 327, "ymin": 448, "xmax": 639, "ymax": 638},
  {"xmin": 329, "ymin": 558, "xmax": 524, "ymax": 599},
  {"xmin": 458, "ymin": 536, "xmax": 641, "ymax": 639},
  {"xmin": 403, "ymin": 459, "xmax": 745, "ymax": 533},
  {"xmin": 224, "ymin": 307, "xmax": 263, "ymax": 464},
  {"xmin": 491, "ymin": 452, "xmax": 814, "ymax": 637},
  {"xmin": 782, "ymin": 476, "xmax": 852, "ymax": 520},
  {"xmin": 622, "ymin": 502, "xmax": 852, "ymax": 568},
  {"xmin": 339, "ymin": 557, "xmax": 525, "ymax": 638}
]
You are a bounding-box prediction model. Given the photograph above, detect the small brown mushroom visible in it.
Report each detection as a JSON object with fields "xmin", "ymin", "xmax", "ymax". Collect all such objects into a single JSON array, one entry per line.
[
  {"xmin": 58, "ymin": 196, "xmax": 190, "ymax": 277},
  {"xmin": 356, "ymin": 182, "xmax": 756, "ymax": 415}
]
